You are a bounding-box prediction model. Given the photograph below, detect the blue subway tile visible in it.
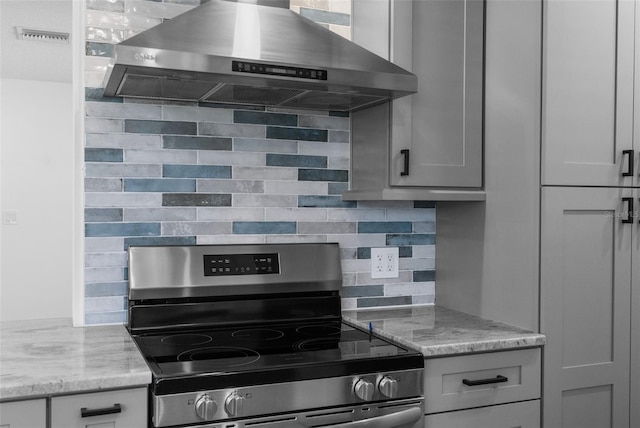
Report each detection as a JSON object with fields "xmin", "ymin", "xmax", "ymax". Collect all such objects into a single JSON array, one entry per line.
[
  {"xmin": 298, "ymin": 195, "xmax": 357, "ymax": 208},
  {"xmin": 298, "ymin": 169, "xmax": 348, "ymax": 182},
  {"xmin": 163, "ymin": 164, "xmax": 231, "ymax": 179},
  {"xmin": 357, "ymin": 247, "xmax": 371, "ymax": 259},
  {"xmin": 341, "ymin": 285, "xmax": 384, "ymax": 298},
  {"xmin": 300, "ymin": 8, "xmax": 350, "ymax": 25},
  {"xmin": 358, "ymin": 222, "xmax": 413, "ymax": 234},
  {"xmin": 124, "ymin": 179, "xmax": 196, "ymax": 192},
  {"xmin": 85, "ymin": 148, "xmax": 123, "ymax": 162},
  {"xmin": 125, "ymin": 119, "xmax": 197, "ymax": 135},
  {"xmin": 85, "ymin": 42, "xmax": 114, "ymax": 57},
  {"xmin": 386, "ymin": 233, "xmax": 436, "ymax": 246},
  {"xmin": 163, "ymin": 136, "xmax": 232, "ymax": 151},
  {"xmin": 267, "ymin": 126, "xmax": 328, "ymax": 142},
  {"xmin": 85, "ymin": 222, "xmax": 160, "ymax": 237},
  {"xmin": 232, "ymin": 221, "xmax": 296, "ymax": 234},
  {"xmin": 85, "ymin": 208, "xmax": 123, "ymax": 223},
  {"xmin": 414, "ymin": 201, "xmax": 437, "ymax": 208},
  {"xmin": 162, "ymin": 193, "xmax": 231, "ymax": 207},
  {"xmin": 266, "ymin": 154, "xmax": 327, "ymax": 168},
  {"xmin": 85, "ymin": 282, "xmax": 127, "ymax": 298},
  {"xmin": 124, "ymin": 236, "xmax": 197, "ymax": 250},
  {"xmin": 235, "ymin": 111, "xmax": 297, "ymax": 127},
  {"xmin": 413, "ymin": 270, "xmax": 436, "ymax": 282},
  {"xmin": 86, "ymin": 87, "xmax": 122, "ymax": 103},
  {"xmin": 357, "ymin": 296, "xmax": 412, "ymax": 308}
]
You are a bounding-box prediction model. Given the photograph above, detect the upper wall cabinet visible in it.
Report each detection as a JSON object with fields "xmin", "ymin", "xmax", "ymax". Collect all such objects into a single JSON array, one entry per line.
[
  {"xmin": 343, "ymin": 0, "xmax": 485, "ymax": 201},
  {"xmin": 542, "ymin": 0, "xmax": 639, "ymax": 187}
]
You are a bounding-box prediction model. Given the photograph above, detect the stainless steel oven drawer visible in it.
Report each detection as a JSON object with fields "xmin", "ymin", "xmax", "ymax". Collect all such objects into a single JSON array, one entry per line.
[{"xmin": 424, "ymin": 348, "xmax": 541, "ymax": 413}]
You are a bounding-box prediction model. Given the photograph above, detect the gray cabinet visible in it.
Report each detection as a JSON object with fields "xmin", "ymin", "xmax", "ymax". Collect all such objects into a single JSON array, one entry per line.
[
  {"xmin": 541, "ymin": 187, "xmax": 637, "ymax": 428},
  {"xmin": 424, "ymin": 348, "xmax": 541, "ymax": 428},
  {"xmin": 50, "ymin": 387, "xmax": 147, "ymax": 428},
  {"xmin": 343, "ymin": 0, "xmax": 485, "ymax": 201},
  {"xmin": 0, "ymin": 399, "xmax": 46, "ymax": 428},
  {"xmin": 542, "ymin": 0, "xmax": 639, "ymax": 187}
]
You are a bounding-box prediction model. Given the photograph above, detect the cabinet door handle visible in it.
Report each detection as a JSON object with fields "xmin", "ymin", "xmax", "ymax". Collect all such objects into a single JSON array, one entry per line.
[
  {"xmin": 622, "ymin": 198, "xmax": 634, "ymax": 224},
  {"xmin": 81, "ymin": 403, "xmax": 122, "ymax": 418},
  {"xmin": 462, "ymin": 375, "xmax": 509, "ymax": 386},
  {"xmin": 400, "ymin": 149, "xmax": 410, "ymax": 176},
  {"xmin": 622, "ymin": 150, "xmax": 634, "ymax": 177}
]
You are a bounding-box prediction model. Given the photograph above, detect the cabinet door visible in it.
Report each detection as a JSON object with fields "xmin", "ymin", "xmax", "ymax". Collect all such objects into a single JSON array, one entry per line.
[
  {"xmin": 541, "ymin": 187, "xmax": 632, "ymax": 428},
  {"xmin": 0, "ymin": 399, "xmax": 46, "ymax": 428},
  {"xmin": 542, "ymin": 0, "xmax": 637, "ymax": 186},
  {"xmin": 51, "ymin": 387, "xmax": 147, "ymax": 428},
  {"xmin": 424, "ymin": 400, "xmax": 540, "ymax": 428},
  {"xmin": 390, "ymin": 0, "xmax": 484, "ymax": 188}
]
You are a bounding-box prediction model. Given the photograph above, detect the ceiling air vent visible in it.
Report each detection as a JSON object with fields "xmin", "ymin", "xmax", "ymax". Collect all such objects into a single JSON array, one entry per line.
[{"xmin": 15, "ymin": 27, "xmax": 69, "ymax": 44}]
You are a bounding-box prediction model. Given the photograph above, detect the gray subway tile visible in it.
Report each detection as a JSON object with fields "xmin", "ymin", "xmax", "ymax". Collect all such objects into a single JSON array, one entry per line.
[
  {"xmin": 162, "ymin": 193, "xmax": 232, "ymax": 207},
  {"xmin": 358, "ymin": 222, "xmax": 413, "ymax": 234},
  {"xmin": 85, "ymin": 208, "xmax": 123, "ymax": 222},
  {"xmin": 298, "ymin": 195, "xmax": 357, "ymax": 208},
  {"xmin": 298, "ymin": 169, "xmax": 348, "ymax": 182},
  {"xmin": 123, "ymin": 208, "xmax": 197, "ymax": 221},
  {"xmin": 232, "ymin": 221, "xmax": 296, "ymax": 234},
  {"xmin": 341, "ymin": 285, "xmax": 384, "ymax": 298},
  {"xmin": 328, "ymin": 182, "xmax": 349, "ymax": 195},
  {"xmin": 386, "ymin": 233, "xmax": 436, "ymax": 246},
  {"xmin": 266, "ymin": 126, "xmax": 328, "ymax": 142},
  {"xmin": 199, "ymin": 122, "xmax": 265, "ymax": 138},
  {"xmin": 163, "ymin": 135, "xmax": 232, "ymax": 151},
  {"xmin": 413, "ymin": 270, "xmax": 436, "ymax": 282},
  {"xmin": 85, "ymin": 178, "xmax": 123, "ymax": 192},
  {"xmin": 266, "ymin": 154, "xmax": 327, "ymax": 168},
  {"xmin": 124, "ymin": 178, "xmax": 196, "ymax": 192},
  {"xmin": 357, "ymin": 296, "xmax": 412, "ymax": 308},
  {"xmin": 86, "ymin": 163, "xmax": 162, "ymax": 178},
  {"xmin": 85, "ymin": 148, "xmax": 123, "ymax": 162},
  {"xmin": 85, "ymin": 87, "xmax": 123, "ymax": 103},
  {"xmin": 234, "ymin": 111, "xmax": 298, "ymax": 126},
  {"xmin": 125, "ymin": 119, "xmax": 197, "ymax": 135},
  {"xmin": 299, "ymin": 8, "xmax": 350, "ymax": 25},
  {"xmin": 84, "ymin": 282, "xmax": 127, "ymax": 298},
  {"xmin": 163, "ymin": 164, "xmax": 231, "ymax": 179},
  {"xmin": 85, "ymin": 41, "xmax": 114, "ymax": 57},
  {"xmin": 85, "ymin": 311, "xmax": 127, "ymax": 325}
]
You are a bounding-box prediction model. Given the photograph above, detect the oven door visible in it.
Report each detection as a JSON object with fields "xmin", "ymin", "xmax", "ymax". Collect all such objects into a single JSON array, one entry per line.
[{"xmin": 207, "ymin": 398, "xmax": 424, "ymax": 428}]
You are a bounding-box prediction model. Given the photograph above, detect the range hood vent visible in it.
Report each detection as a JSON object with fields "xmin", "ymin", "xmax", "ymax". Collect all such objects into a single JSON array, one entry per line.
[{"xmin": 102, "ymin": 0, "xmax": 417, "ymax": 112}]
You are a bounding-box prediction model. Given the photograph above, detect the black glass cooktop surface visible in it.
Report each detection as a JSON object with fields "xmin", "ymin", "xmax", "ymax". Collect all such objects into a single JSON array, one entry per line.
[{"xmin": 132, "ymin": 319, "xmax": 423, "ymax": 395}]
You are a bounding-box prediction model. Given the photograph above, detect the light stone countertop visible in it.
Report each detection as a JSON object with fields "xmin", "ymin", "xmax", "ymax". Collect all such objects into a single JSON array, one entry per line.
[
  {"xmin": 343, "ymin": 305, "xmax": 546, "ymax": 357},
  {"xmin": 0, "ymin": 318, "xmax": 151, "ymax": 400}
]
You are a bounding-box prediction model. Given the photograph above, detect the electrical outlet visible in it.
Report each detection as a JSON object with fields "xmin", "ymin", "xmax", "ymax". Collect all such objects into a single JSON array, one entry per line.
[{"xmin": 371, "ymin": 247, "xmax": 399, "ymax": 279}]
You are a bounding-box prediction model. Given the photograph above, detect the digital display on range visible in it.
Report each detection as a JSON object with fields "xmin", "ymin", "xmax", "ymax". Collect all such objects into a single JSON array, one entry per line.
[{"xmin": 203, "ymin": 253, "xmax": 280, "ymax": 276}]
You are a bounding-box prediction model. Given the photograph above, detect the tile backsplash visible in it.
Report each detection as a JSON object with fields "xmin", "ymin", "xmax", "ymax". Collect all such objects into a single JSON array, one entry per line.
[{"xmin": 83, "ymin": 0, "xmax": 435, "ymax": 325}]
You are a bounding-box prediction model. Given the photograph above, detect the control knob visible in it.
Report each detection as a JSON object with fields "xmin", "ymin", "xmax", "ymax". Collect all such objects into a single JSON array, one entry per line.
[
  {"xmin": 195, "ymin": 394, "xmax": 217, "ymax": 420},
  {"xmin": 378, "ymin": 375, "xmax": 399, "ymax": 398},
  {"xmin": 225, "ymin": 392, "xmax": 245, "ymax": 417},
  {"xmin": 353, "ymin": 378, "xmax": 375, "ymax": 401}
]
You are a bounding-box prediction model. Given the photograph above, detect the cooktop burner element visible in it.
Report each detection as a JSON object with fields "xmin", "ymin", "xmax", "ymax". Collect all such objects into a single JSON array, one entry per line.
[{"xmin": 126, "ymin": 243, "xmax": 424, "ymax": 428}]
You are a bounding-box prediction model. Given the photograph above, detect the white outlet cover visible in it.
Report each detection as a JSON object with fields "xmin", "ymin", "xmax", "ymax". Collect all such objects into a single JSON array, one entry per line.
[{"xmin": 371, "ymin": 247, "xmax": 399, "ymax": 279}]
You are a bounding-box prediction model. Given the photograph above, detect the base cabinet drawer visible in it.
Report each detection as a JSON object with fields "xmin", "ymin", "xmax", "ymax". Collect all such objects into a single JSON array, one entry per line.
[
  {"xmin": 51, "ymin": 387, "xmax": 147, "ymax": 428},
  {"xmin": 424, "ymin": 400, "xmax": 540, "ymax": 428},
  {"xmin": 0, "ymin": 399, "xmax": 47, "ymax": 428},
  {"xmin": 424, "ymin": 348, "xmax": 541, "ymax": 413}
]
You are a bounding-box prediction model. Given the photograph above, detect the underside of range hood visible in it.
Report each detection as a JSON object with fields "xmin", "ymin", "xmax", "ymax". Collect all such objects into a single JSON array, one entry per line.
[{"xmin": 102, "ymin": 0, "xmax": 417, "ymax": 112}]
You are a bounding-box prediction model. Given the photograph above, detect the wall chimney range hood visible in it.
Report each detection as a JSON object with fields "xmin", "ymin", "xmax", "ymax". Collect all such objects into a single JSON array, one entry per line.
[{"xmin": 102, "ymin": 0, "xmax": 417, "ymax": 112}]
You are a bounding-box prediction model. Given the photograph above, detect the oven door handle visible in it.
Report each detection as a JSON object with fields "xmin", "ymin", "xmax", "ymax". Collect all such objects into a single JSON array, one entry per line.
[{"xmin": 319, "ymin": 407, "xmax": 422, "ymax": 428}]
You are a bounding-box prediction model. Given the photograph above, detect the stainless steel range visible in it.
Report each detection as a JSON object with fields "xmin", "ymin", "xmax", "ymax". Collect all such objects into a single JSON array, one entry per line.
[{"xmin": 127, "ymin": 243, "xmax": 424, "ymax": 427}]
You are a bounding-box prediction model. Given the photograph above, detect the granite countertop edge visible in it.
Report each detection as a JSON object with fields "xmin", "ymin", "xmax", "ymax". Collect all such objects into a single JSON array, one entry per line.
[
  {"xmin": 0, "ymin": 318, "xmax": 152, "ymax": 401},
  {"xmin": 342, "ymin": 305, "xmax": 546, "ymax": 358}
]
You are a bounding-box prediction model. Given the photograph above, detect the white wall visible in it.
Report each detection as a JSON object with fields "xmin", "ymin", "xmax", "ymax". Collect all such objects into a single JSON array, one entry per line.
[{"xmin": 0, "ymin": 78, "xmax": 74, "ymax": 321}]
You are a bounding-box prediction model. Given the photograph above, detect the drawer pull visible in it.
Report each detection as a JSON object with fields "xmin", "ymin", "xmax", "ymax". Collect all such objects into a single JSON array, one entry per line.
[
  {"xmin": 81, "ymin": 403, "xmax": 122, "ymax": 418},
  {"xmin": 462, "ymin": 375, "xmax": 509, "ymax": 387},
  {"xmin": 622, "ymin": 150, "xmax": 634, "ymax": 177}
]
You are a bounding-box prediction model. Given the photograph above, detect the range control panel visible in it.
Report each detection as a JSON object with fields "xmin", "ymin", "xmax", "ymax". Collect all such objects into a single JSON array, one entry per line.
[{"xmin": 203, "ymin": 253, "xmax": 280, "ymax": 277}]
